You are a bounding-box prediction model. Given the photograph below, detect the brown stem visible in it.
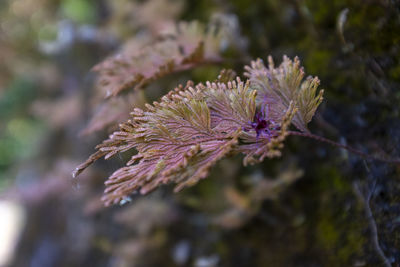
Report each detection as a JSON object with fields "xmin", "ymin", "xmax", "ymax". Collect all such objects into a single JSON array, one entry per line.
[{"xmin": 288, "ymin": 131, "xmax": 400, "ymax": 164}]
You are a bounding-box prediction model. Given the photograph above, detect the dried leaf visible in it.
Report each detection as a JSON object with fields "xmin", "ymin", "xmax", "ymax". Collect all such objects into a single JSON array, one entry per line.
[
  {"xmin": 80, "ymin": 91, "xmax": 146, "ymax": 136},
  {"xmin": 94, "ymin": 19, "xmax": 240, "ymax": 98},
  {"xmin": 214, "ymin": 167, "xmax": 303, "ymax": 229}
]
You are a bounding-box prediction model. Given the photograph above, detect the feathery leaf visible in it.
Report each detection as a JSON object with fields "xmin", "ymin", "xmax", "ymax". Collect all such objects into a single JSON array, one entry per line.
[
  {"xmin": 94, "ymin": 20, "xmax": 241, "ymax": 98},
  {"xmin": 74, "ymin": 56, "xmax": 322, "ymax": 206},
  {"xmin": 244, "ymin": 55, "xmax": 324, "ymax": 132},
  {"xmin": 74, "ymin": 78, "xmax": 256, "ymax": 205}
]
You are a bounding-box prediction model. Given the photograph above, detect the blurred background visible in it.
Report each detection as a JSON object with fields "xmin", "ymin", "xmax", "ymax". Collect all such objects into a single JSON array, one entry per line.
[{"xmin": 0, "ymin": 0, "xmax": 399, "ymax": 266}]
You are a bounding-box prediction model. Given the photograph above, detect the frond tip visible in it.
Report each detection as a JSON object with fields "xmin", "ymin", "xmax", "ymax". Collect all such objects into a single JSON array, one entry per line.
[{"xmin": 244, "ymin": 55, "xmax": 324, "ymax": 132}]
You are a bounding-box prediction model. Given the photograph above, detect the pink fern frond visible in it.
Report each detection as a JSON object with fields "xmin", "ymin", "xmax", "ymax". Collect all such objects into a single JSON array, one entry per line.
[
  {"xmin": 74, "ymin": 56, "xmax": 323, "ymax": 206},
  {"xmin": 244, "ymin": 55, "xmax": 324, "ymax": 132}
]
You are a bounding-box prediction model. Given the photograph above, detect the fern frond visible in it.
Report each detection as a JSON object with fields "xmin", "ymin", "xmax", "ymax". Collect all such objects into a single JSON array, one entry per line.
[
  {"xmin": 201, "ymin": 79, "xmax": 256, "ymax": 135},
  {"xmin": 215, "ymin": 69, "xmax": 237, "ymax": 83},
  {"xmin": 244, "ymin": 55, "xmax": 324, "ymax": 132},
  {"xmin": 74, "ymin": 78, "xmax": 257, "ymax": 205},
  {"xmin": 80, "ymin": 92, "xmax": 146, "ymax": 136},
  {"xmin": 74, "ymin": 56, "xmax": 321, "ymax": 206},
  {"xmin": 94, "ymin": 20, "xmax": 239, "ymax": 98}
]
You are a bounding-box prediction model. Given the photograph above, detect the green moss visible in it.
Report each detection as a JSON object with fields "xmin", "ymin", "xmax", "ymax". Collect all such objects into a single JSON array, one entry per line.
[
  {"xmin": 317, "ymin": 217, "xmax": 339, "ymax": 249},
  {"xmin": 317, "ymin": 166, "xmax": 349, "ymax": 192},
  {"xmin": 337, "ymin": 229, "xmax": 364, "ymax": 262},
  {"xmin": 389, "ymin": 64, "xmax": 400, "ymax": 80},
  {"xmin": 61, "ymin": 0, "xmax": 96, "ymax": 24},
  {"xmin": 0, "ymin": 78, "xmax": 37, "ymax": 120},
  {"xmin": 304, "ymin": 49, "xmax": 332, "ymax": 78},
  {"xmin": 191, "ymin": 65, "xmax": 221, "ymax": 83}
]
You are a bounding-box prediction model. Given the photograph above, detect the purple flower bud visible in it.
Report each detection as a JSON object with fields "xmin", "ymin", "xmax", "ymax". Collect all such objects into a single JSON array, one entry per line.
[{"xmin": 250, "ymin": 106, "xmax": 280, "ymax": 139}]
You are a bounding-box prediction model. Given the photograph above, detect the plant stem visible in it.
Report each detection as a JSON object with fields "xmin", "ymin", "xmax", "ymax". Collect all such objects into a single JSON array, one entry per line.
[
  {"xmin": 288, "ymin": 131, "xmax": 400, "ymax": 164},
  {"xmin": 353, "ymin": 181, "xmax": 392, "ymax": 267}
]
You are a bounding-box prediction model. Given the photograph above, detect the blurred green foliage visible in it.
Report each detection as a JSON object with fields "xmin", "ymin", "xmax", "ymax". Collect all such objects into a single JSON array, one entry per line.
[
  {"xmin": 0, "ymin": 77, "xmax": 46, "ymax": 191},
  {"xmin": 61, "ymin": 0, "xmax": 96, "ymax": 24}
]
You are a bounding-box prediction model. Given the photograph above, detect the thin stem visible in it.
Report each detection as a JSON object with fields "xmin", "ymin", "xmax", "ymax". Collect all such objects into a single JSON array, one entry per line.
[
  {"xmin": 288, "ymin": 131, "xmax": 400, "ymax": 164},
  {"xmin": 353, "ymin": 181, "xmax": 392, "ymax": 267}
]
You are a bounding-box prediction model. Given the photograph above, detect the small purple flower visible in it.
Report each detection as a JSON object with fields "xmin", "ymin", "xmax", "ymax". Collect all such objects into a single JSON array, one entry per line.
[{"xmin": 246, "ymin": 104, "xmax": 280, "ymax": 139}]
